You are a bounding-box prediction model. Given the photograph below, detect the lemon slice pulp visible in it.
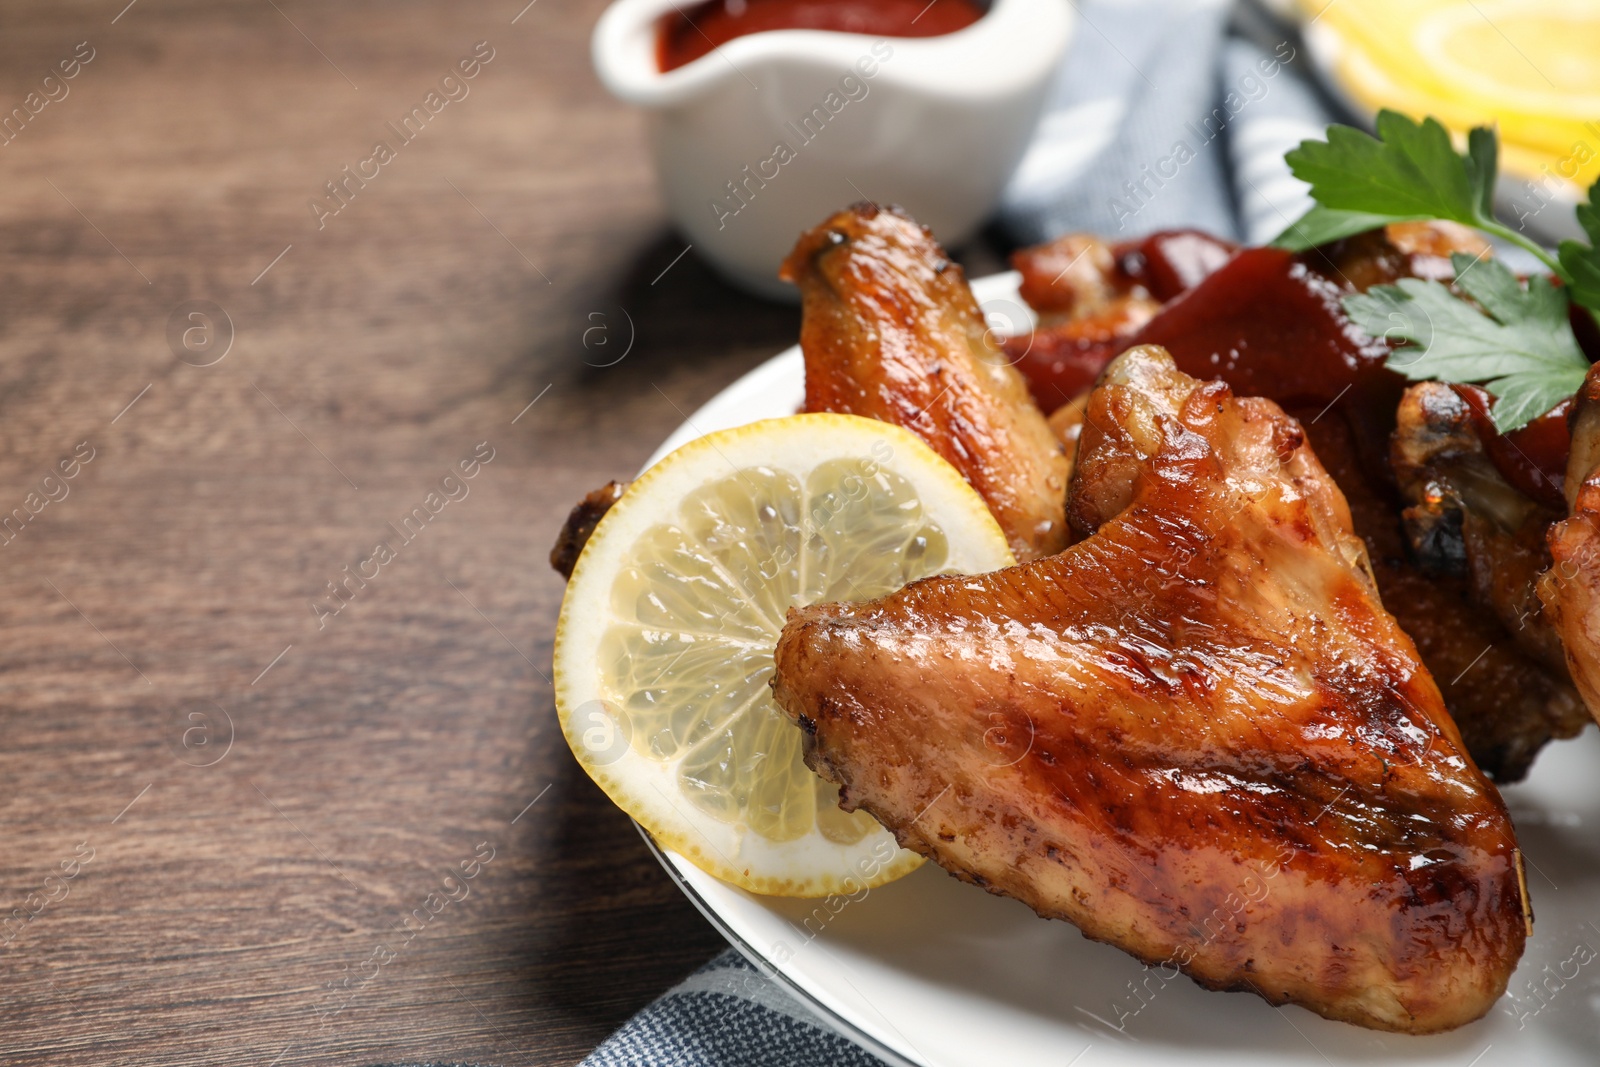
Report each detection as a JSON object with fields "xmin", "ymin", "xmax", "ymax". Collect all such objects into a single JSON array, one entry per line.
[
  {"xmin": 1418, "ymin": 3, "xmax": 1600, "ymax": 115},
  {"xmin": 553, "ymin": 414, "xmax": 1014, "ymax": 897},
  {"xmin": 1302, "ymin": 0, "xmax": 1600, "ymax": 190}
]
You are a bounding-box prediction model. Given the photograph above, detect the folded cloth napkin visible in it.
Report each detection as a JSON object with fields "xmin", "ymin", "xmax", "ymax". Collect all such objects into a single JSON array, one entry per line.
[
  {"xmin": 576, "ymin": 5, "xmax": 1344, "ymax": 1066},
  {"xmin": 999, "ymin": 0, "xmax": 1338, "ymax": 246},
  {"xmin": 580, "ymin": 950, "xmax": 886, "ymax": 1067}
]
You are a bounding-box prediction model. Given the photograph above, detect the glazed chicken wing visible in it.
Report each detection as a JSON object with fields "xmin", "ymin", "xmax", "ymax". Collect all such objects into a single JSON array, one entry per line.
[
  {"xmin": 772, "ymin": 346, "xmax": 1528, "ymax": 1033},
  {"xmin": 550, "ymin": 480, "xmax": 626, "ymax": 579},
  {"xmin": 1392, "ymin": 382, "xmax": 1569, "ymax": 670},
  {"xmin": 1311, "ymin": 403, "xmax": 1583, "ymax": 781},
  {"xmin": 1541, "ymin": 364, "xmax": 1600, "ymax": 726},
  {"xmin": 1071, "ymin": 228, "xmax": 1579, "ymax": 780},
  {"xmin": 781, "ymin": 203, "xmax": 1071, "ymax": 560}
]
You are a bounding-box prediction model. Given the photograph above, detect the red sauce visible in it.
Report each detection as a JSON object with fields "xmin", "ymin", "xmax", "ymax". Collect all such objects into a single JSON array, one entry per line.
[
  {"xmin": 1131, "ymin": 246, "xmax": 1396, "ymax": 408},
  {"xmin": 1007, "ymin": 322, "xmax": 1134, "ymax": 412},
  {"xmin": 1005, "ymin": 230, "xmax": 1237, "ymax": 410},
  {"xmin": 658, "ymin": 0, "xmax": 987, "ymax": 72},
  {"xmin": 1116, "ymin": 229, "xmax": 1238, "ymax": 303},
  {"xmin": 1451, "ymin": 385, "xmax": 1570, "ymax": 510},
  {"xmin": 1124, "ymin": 246, "xmax": 1406, "ymax": 483},
  {"xmin": 1005, "ymin": 232, "xmax": 1588, "ymax": 510}
]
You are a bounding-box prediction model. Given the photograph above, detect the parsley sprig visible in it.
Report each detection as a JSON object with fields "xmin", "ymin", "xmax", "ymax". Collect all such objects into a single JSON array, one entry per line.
[
  {"xmin": 1345, "ymin": 254, "xmax": 1588, "ymax": 433},
  {"xmin": 1271, "ymin": 110, "xmax": 1600, "ymax": 432},
  {"xmin": 1561, "ymin": 193, "xmax": 1600, "ymax": 312}
]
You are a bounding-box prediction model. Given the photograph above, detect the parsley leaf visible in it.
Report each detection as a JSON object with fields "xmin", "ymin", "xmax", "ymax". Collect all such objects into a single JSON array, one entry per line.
[
  {"xmin": 1274, "ymin": 208, "xmax": 1418, "ymax": 249},
  {"xmin": 1272, "ymin": 113, "xmax": 1498, "ymax": 251},
  {"xmin": 1271, "ymin": 113, "xmax": 1591, "ymax": 310},
  {"xmin": 1276, "ymin": 114, "xmax": 1600, "ymax": 432},
  {"xmin": 1559, "ymin": 179, "xmax": 1600, "ymax": 312},
  {"xmin": 1343, "ymin": 253, "xmax": 1588, "ymax": 433}
]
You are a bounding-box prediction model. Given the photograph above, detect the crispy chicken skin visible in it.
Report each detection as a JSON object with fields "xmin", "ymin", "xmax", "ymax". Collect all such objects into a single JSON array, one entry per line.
[
  {"xmin": 1319, "ymin": 220, "xmax": 1491, "ymax": 292},
  {"xmin": 773, "ymin": 347, "xmax": 1528, "ymax": 1034},
  {"xmin": 1011, "ymin": 233, "xmax": 1163, "ymax": 327},
  {"xmin": 1308, "ymin": 406, "xmax": 1584, "ymax": 782},
  {"xmin": 1391, "ymin": 383, "xmax": 1568, "ymax": 671},
  {"xmin": 780, "ymin": 203, "xmax": 1071, "ymax": 561},
  {"xmin": 1541, "ymin": 364, "xmax": 1600, "ymax": 726},
  {"xmin": 550, "ymin": 480, "xmax": 626, "ymax": 579}
]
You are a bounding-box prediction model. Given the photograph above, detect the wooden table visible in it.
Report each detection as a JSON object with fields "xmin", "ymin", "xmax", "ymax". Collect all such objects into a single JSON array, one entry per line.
[{"xmin": 0, "ymin": 2, "xmax": 1009, "ymax": 1063}]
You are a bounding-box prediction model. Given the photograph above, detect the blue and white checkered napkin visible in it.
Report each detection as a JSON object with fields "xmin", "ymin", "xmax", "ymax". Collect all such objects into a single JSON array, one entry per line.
[{"xmin": 578, "ymin": 4, "xmax": 1341, "ymax": 1066}]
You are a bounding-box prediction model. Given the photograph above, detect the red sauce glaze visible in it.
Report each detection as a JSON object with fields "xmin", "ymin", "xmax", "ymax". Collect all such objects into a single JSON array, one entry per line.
[
  {"xmin": 1451, "ymin": 385, "xmax": 1570, "ymax": 509},
  {"xmin": 1007, "ymin": 317, "xmax": 1140, "ymax": 412},
  {"xmin": 1129, "ymin": 246, "xmax": 1395, "ymax": 408},
  {"xmin": 1008, "ymin": 232, "xmax": 1593, "ymax": 508},
  {"xmin": 1116, "ymin": 229, "xmax": 1238, "ymax": 302},
  {"xmin": 1006, "ymin": 230, "xmax": 1237, "ymax": 409},
  {"xmin": 1573, "ymin": 301, "xmax": 1600, "ymax": 363},
  {"xmin": 1116, "ymin": 246, "xmax": 1417, "ymax": 487},
  {"xmin": 658, "ymin": 0, "xmax": 987, "ymax": 72}
]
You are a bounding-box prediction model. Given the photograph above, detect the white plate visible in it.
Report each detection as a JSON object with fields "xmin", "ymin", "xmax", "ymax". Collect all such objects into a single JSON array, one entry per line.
[{"xmin": 639, "ymin": 272, "xmax": 1600, "ymax": 1067}]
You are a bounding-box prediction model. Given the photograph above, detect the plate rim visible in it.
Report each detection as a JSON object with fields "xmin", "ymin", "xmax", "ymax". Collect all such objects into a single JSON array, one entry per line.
[{"xmin": 636, "ymin": 823, "xmax": 922, "ymax": 1067}]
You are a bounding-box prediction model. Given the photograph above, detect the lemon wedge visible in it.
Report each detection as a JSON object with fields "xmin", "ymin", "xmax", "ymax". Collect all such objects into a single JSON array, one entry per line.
[
  {"xmin": 553, "ymin": 414, "xmax": 1014, "ymax": 897},
  {"xmin": 1302, "ymin": 0, "xmax": 1600, "ymax": 191}
]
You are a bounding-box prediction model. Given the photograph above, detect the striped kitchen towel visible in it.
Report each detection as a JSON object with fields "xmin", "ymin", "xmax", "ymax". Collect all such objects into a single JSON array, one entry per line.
[
  {"xmin": 580, "ymin": 950, "xmax": 889, "ymax": 1067},
  {"xmin": 999, "ymin": 0, "xmax": 1339, "ymax": 246}
]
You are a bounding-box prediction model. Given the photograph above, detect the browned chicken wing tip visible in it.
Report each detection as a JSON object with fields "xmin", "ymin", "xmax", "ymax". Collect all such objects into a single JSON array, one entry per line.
[{"xmin": 782, "ymin": 202, "xmax": 1072, "ymax": 561}]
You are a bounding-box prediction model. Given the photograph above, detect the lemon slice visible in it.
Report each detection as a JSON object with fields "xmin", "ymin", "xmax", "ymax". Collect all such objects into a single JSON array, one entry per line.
[
  {"xmin": 1416, "ymin": 2, "xmax": 1600, "ymax": 119},
  {"xmin": 554, "ymin": 414, "xmax": 1014, "ymax": 897},
  {"xmin": 1302, "ymin": 0, "xmax": 1600, "ymax": 190}
]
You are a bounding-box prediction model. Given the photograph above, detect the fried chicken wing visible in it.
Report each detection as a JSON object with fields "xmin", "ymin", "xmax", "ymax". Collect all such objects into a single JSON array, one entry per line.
[
  {"xmin": 1318, "ymin": 220, "xmax": 1491, "ymax": 292},
  {"xmin": 1308, "ymin": 405, "xmax": 1584, "ymax": 782},
  {"xmin": 772, "ymin": 346, "xmax": 1528, "ymax": 1034},
  {"xmin": 550, "ymin": 480, "xmax": 626, "ymax": 579},
  {"xmin": 1541, "ymin": 364, "xmax": 1600, "ymax": 727},
  {"xmin": 1391, "ymin": 383, "xmax": 1569, "ymax": 670},
  {"xmin": 1067, "ymin": 230, "xmax": 1579, "ymax": 779},
  {"xmin": 781, "ymin": 203, "xmax": 1071, "ymax": 561}
]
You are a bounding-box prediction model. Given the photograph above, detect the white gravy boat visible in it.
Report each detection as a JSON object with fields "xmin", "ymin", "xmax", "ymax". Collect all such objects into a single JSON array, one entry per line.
[{"xmin": 593, "ymin": 0, "xmax": 1074, "ymax": 298}]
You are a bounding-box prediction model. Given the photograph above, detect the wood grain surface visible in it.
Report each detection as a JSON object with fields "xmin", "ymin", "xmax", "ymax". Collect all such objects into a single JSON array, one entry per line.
[{"xmin": 0, "ymin": 2, "xmax": 1010, "ymax": 1064}]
